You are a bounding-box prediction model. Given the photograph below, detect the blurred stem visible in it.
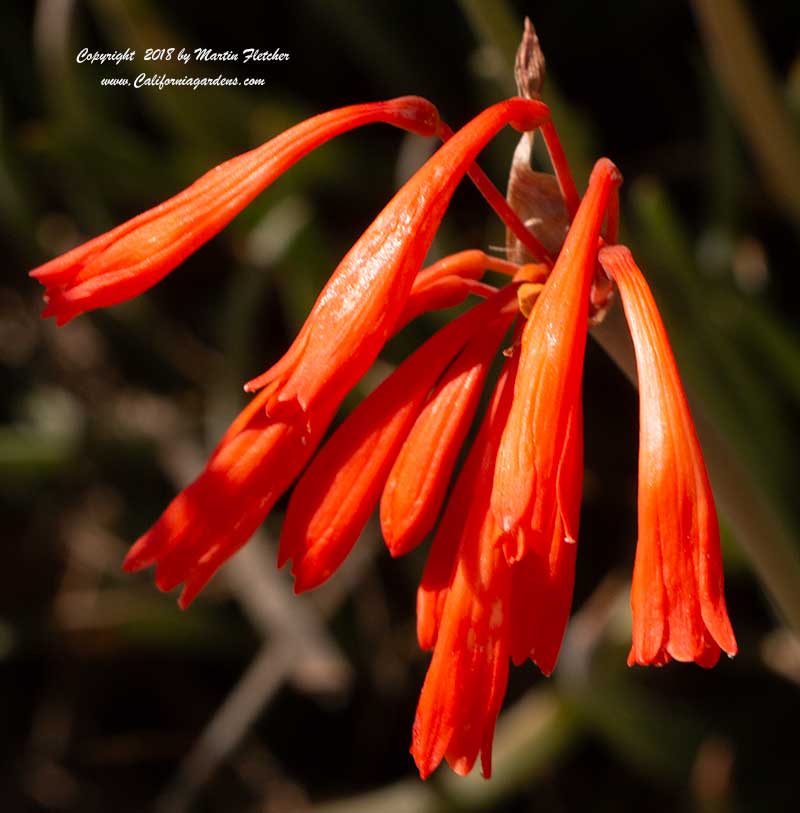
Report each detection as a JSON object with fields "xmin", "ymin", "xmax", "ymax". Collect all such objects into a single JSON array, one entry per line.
[
  {"xmin": 692, "ymin": 0, "xmax": 800, "ymax": 228},
  {"xmin": 592, "ymin": 307, "xmax": 800, "ymax": 635}
]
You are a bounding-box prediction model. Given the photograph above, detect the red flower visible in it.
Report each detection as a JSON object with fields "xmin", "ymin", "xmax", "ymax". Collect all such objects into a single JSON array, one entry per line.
[
  {"xmin": 412, "ymin": 356, "xmax": 518, "ymax": 779},
  {"xmin": 123, "ymin": 387, "xmax": 337, "ymax": 608},
  {"xmin": 380, "ymin": 310, "xmax": 513, "ymax": 557},
  {"xmin": 242, "ymin": 98, "xmax": 552, "ymax": 415},
  {"xmin": 491, "ymin": 158, "xmax": 622, "ymax": 556},
  {"xmin": 598, "ymin": 245, "xmax": 737, "ymax": 666},
  {"xmin": 30, "ymin": 97, "xmax": 440, "ymax": 324},
  {"xmin": 507, "ymin": 398, "xmax": 582, "ymax": 674}
]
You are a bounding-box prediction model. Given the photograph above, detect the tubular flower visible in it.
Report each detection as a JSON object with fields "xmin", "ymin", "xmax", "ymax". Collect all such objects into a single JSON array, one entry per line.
[
  {"xmin": 380, "ymin": 305, "xmax": 516, "ymax": 557},
  {"xmin": 491, "ymin": 158, "xmax": 622, "ymax": 556},
  {"xmin": 508, "ymin": 398, "xmax": 582, "ymax": 673},
  {"xmin": 123, "ymin": 387, "xmax": 338, "ymax": 608},
  {"xmin": 30, "ymin": 97, "xmax": 440, "ymax": 324},
  {"xmin": 598, "ymin": 245, "xmax": 737, "ymax": 667},
  {"xmin": 412, "ymin": 356, "xmax": 518, "ymax": 779}
]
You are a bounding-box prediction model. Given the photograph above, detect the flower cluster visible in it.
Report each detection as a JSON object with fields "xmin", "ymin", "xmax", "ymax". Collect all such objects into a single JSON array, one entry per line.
[{"xmin": 32, "ymin": 80, "xmax": 736, "ymax": 779}]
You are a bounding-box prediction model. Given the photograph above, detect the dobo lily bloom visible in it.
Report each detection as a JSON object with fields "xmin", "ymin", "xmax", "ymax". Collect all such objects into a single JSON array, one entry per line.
[
  {"xmin": 598, "ymin": 245, "xmax": 737, "ymax": 667},
  {"xmin": 491, "ymin": 158, "xmax": 621, "ymax": 558},
  {"xmin": 241, "ymin": 98, "xmax": 553, "ymax": 416},
  {"xmin": 412, "ymin": 356, "xmax": 518, "ymax": 779}
]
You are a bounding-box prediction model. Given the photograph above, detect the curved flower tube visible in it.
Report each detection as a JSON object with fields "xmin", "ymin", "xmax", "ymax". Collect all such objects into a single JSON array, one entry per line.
[
  {"xmin": 122, "ymin": 97, "xmax": 554, "ymax": 604},
  {"xmin": 396, "ymin": 249, "xmax": 523, "ymax": 327},
  {"xmin": 508, "ymin": 400, "xmax": 582, "ymax": 673},
  {"xmin": 380, "ymin": 314, "xmax": 511, "ymax": 557},
  {"xmin": 122, "ymin": 387, "xmax": 337, "ymax": 608},
  {"xmin": 32, "ymin": 17, "xmax": 745, "ymax": 784},
  {"xmin": 31, "ymin": 96, "xmax": 440, "ymax": 324}
]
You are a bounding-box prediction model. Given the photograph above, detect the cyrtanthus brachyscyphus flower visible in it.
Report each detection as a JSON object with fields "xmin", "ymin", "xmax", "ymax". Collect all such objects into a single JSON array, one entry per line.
[
  {"xmin": 599, "ymin": 245, "xmax": 737, "ymax": 668},
  {"xmin": 31, "ymin": 20, "xmax": 736, "ymax": 780}
]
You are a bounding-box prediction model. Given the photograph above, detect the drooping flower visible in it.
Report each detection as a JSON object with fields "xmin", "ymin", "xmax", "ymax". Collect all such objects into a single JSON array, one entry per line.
[
  {"xmin": 395, "ymin": 249, "xmax": 531, "ymax": 328},
  {"xmin": 380, "ymin": 258, "xmax": 546, "ymax": 558},
  {"xmin": 123, "ymin": 385, "xmax": 337, "ymax": 608},
  {"xmin": 412, "ymin": 355, "xmax": 518, "ymax": 779},
  {"xmin": 598, "ymin": 245, "xmax": 737, "ymax": 667},
  {"xmin": 507, "ymin": 398, "xmax": 582, "ymax": 673},
  {"xmin": 491, "ymin": 157, "xmax": 622, "ymax": 557},
  {"xmin": 379, "ymin": 313, "xmax": 512, "ymax": 557},
  {"xmin": 30, "ymin": 96, "xmax": 441, "ymax": 324}
]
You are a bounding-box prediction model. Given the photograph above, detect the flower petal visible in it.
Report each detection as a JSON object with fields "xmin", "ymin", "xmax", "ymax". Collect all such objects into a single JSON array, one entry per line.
[
  {"xmin": 411, "ymin": 360, "xmax": 518, "ymax": 778},
  {"xmin": 508, "ymin": 400, "xmax": 582, "ymax": 673},
  {"xmin": 396, "ymin": 249, "xmax": 517, "ymax": 327},
  {"xmin": 123, "ymin": 389, "xmax": 337, "ymax": 605},
  {"xmin": 381, "ymin": 312, "xmax": 512, "ymax": 556},
  {"xmin": 416, "ymin": 354, "xmax": 518, "ymax": 651},
  {"xmin": 411, "ymin": 494, "xmax": 511, "ymax": 779}
]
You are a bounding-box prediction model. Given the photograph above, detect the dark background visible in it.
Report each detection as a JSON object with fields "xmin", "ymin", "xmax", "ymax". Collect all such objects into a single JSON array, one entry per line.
[{"xmin": 1, "ymin": 1, "xmax": 799, "ymax": 811}]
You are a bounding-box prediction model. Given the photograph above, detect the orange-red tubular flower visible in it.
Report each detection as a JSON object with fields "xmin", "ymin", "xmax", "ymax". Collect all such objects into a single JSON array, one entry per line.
[
  {"xmin": 412, "ymin": 356, "xmax": 518, "ymax": 780},
  {"xmin": 30, "ymin": 97, "xmax": 440, "ymax": 324},
  {"xmin": 508, "ymin": 400, "xmax": 582, "ymax": 673},
  {"xmin": 491, "ymin": 158, "xmax": 622, "ymax": 555},
  {"xmin": 243, "ymin": 97, "xmax": 552, "ymax": 417},
  {"xmin": 280, "ymin": 286, "xmax": 518, "ymax": 593},
  {"xmin": 381, "ymin": 314, "xmax": 512, "ymax": 557},
  {"xmin": 122, "ymin": 387, "xmax": 337, "ymax": 608},
  {"xmin": 415, "ymin": 355, "xmax": 518, "ymax": 653},
  {"xmin": 598, "ymin": 245, "xmax": 737, "ymax": 667}
]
